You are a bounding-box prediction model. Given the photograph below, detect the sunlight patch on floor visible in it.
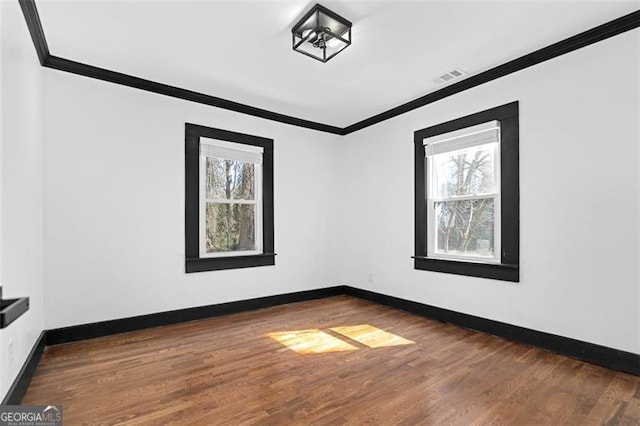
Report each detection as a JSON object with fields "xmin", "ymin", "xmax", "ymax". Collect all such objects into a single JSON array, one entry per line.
[
  {"xmin": 268, "ymin": 329, "xmax": 358, "ymax": 354},
  {"xmin": 268, "ymin": 325, "xmax": 414, "ymax": 354},
  {"xmin": 331, "ymin": 324, "xmax": 415, "ymax": 348}
]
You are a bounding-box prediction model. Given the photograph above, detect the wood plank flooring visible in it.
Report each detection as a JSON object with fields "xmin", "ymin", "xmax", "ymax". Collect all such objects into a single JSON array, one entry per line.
[{"xmin": 23, "ymin": 296, "xmax": 640, "ymax": 425}]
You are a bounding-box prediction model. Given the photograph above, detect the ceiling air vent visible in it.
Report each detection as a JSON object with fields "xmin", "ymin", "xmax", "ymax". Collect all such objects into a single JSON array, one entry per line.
[{"xmin": 434, "ymin": 68, "xmax": 468, "ymax": 84}]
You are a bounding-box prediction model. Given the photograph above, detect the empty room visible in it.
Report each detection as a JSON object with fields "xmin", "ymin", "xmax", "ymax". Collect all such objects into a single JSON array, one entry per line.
[{"xmin": 1, "ymin": 0, "xmax": 639, "ymax": 424}]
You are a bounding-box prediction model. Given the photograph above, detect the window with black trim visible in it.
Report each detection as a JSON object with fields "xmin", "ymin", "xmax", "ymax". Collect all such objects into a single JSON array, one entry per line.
[
  {"xmin": 185, "ymin": 124, "xmax": 275, "ymax": 272},
  {"xmin": 414, "ymin": 102, "xmax": 519, "ymax": 282}
]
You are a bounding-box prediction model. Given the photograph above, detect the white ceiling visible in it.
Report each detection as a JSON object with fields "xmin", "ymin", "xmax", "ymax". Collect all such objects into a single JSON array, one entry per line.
[{"xmin": 37, "ymin": 1, "xmax": 638, "ymax": 127}]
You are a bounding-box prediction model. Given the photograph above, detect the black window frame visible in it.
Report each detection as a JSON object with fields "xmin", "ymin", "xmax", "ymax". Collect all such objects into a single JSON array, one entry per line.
[
  {"xmin": 413, "ymin": 101, "xmax": 519, "ymax": 282},
  {"xmin": 185, "ymin": 123, "xmax": 275, "ymax": 273}
]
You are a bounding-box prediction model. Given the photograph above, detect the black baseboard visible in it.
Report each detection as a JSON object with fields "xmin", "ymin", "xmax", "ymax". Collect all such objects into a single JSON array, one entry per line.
[
  {"xmin": 1, "ymin": 331, "xmax": 46, "ymax": 405},
  {"xmin": 46, "ymin": 286, "xmax": 347, "ymax": 345},
  {"xmin": 47, "ymin": 285, "xmax": 639, "ymax": 376},
  {"xmin": 344, "ymin": 286, "xmax": 640, "ymax": 376},
  {"xmin": 4, "ymin": 285, "xmax": 637, "ymax": 405}
]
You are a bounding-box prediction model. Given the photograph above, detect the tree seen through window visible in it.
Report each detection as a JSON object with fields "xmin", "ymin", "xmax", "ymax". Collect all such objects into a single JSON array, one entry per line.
[
  {"xmin": 432, "ymin": 143, "xmax": 497, "ymax": 258},
  {"xmin": 205, "ymin": 157, "xmax": 257, "ymax": 253}
]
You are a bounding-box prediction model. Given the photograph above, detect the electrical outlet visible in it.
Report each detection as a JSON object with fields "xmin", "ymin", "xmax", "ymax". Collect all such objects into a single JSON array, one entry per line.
[
  {"xmin": 8, "ymin": 338, "xmax": 14, "ymax": 366},
  {"xmin": 367, "ymin": 273, "xmax": 373, "ymax": 283}
]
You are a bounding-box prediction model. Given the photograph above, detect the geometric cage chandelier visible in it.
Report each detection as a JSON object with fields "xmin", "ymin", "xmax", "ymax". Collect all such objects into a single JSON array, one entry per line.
[{"xmin": 291, "ymin": 3, "xmax": 352, "ymax": 63}]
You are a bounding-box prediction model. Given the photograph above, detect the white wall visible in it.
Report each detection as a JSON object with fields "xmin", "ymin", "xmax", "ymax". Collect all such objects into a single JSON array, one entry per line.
[
  {"xmin": 13, "ymin": 4, "xmax": 640, "ymax": 366},
  {"xmin": 0, "ymin": 1, "xmax": 45, "ymax": 397},
  {"xmin": 339, "ymin": 29, "xmax": 640, "ymax": 354},
  {"xmin": 42, "ymin": 69, "xmax": 343, "ymax": 329}
]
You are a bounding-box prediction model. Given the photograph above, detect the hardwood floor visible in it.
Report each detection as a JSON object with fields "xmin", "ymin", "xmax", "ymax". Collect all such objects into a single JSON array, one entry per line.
[{"xmin": 24, "ymin": 296, "xmax": 640, "ymax": 425}]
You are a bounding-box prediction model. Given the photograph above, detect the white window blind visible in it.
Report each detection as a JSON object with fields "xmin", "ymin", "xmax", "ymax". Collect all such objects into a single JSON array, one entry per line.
[
  {"xmin": 200, "ymin": 137, "xmax": 263, "ymax": 164},
  {"xmin": 424, "ymin": 121, "xmax": 500, "ymax": 156}
]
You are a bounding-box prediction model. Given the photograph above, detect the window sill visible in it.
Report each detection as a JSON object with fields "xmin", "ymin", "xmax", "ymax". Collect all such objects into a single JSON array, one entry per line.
[
  {"xmin": 186, "ymin": 253, "xmax": 276, "ymax": 273},
  {"xmin": 412, "ymin": 256, "xmax": 519, "ymax": 282}
]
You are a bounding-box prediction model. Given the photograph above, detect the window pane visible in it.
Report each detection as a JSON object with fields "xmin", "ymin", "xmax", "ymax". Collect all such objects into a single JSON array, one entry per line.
[
  {"xmin": 432, "ymin": 143, "xmax": 496, "ymax": 198},
  {"xmin": 434, "ymin": 198, "xmax": 495, "ymax": 258},
  {"xmin": 205, "ymin": 157, "xmax": 255, "ymax": 200},
  {"xmin": 206, "ymin": 202, "xmax": 256, "ymax": 253}
]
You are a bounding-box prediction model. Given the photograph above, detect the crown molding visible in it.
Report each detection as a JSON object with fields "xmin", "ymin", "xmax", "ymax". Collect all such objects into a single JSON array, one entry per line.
[
  {"xmin": 18, "ymin": 0, "xmax": 49, "ymax": 65},
  {"xmin": 18, "ymin": 0, "xmax": 344, "ymax": 135},
  {"xmin": 18, "ymin": 0, "xmax": 640, "ymax": 136},
  {"xmin": 343, "ymin": 9, "xmax": 640, "ymax": 134},
  {"xmin": 43, "ymin": 55, "xmax": 345, "ymax": 134}
]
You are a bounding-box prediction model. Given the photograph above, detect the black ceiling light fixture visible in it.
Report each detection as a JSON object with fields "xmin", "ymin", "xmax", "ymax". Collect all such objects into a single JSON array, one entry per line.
[{"xmin": 291, "ymin": 3, "xmax": 352, "ymax": 63}]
